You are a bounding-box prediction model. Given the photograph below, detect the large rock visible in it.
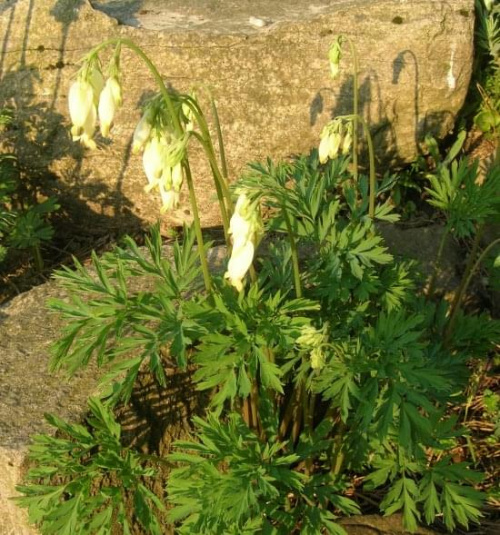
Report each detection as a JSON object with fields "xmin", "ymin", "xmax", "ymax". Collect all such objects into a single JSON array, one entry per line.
[{"xmin": 0, "ymin": 0, "xmax": 474, "ymax": 231}]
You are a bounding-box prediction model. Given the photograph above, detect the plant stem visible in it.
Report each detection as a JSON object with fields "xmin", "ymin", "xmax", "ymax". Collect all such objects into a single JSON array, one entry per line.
[
  {"xmin": 330, "ymin": 420, "xmax": 346, "ymax": 478},
  {"xmin": 191, "ymin": 130, "xmax": 231, "ymax": 243},
  {"xmin": 210, "ymin": 96, "xmax": 229, "ymax": 182},
  {"xmin": 445, "ymin": 235, "xmax": 500, "ymax": 341},
  {"xmin": 243, "ymin": 397, "xmax": 252, "ymax": 428},
  {"xmin": 183, "ymin": 161, "xmax": 212, "ymax": 293},
  {"xmin": 359, "ymin": 118, "xmax": 376, "ymax": 218},
  {"xmin": 110, "ymin": 39, "xmax": 212, "ymax": 292},
  {"xmin": 346, "ymin": 38, "xmax": 359, "ymax": 183},
  {"xmin": 426, "ymin": 225, "xmax": 451, "ymax": 299},
  {"xmin": 282, "ymin": 205, "xmax": 302, "ymax": 298},
  {"xmin": 32, "ymin": 244, "xmax": 44, "ymax": 272}
]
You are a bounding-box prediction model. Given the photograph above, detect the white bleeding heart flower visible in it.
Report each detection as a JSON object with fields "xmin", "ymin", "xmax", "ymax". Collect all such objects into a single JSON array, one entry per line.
[
  {"xmin": 98, "ymin": 77, "xmax": 121, "ymax": 137},
  {"xmin": 68, "ymin": 79, "xmax": 94, "ymax": 131},
  {"xmin": 159, "ymin": 186, "xmax": 180, "ymax": 214},
  {"xmin": 224, "ymin": 193, "xmax": 262, "ymax": 291},
  {"xmin": 225, "ymin": 240, "xmax": 255, "ymax": 292},
  {"xmin": 142, "ymin": 135, "xmax": 164, "ymax": 189},
  {"xmin": 132, "ymin": 110, "xmax": 154, "ymax": 154}
]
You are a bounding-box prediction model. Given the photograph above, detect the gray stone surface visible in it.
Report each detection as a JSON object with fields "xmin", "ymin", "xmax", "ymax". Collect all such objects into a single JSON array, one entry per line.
[{"xmin": 0, "ymin": 0, "xmax": 474, "ymax": 232}]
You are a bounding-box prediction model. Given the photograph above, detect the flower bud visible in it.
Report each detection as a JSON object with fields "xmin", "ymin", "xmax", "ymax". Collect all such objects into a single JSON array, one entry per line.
[
  {"xmin": 162, "ymin": 134, "xmax": 188, "ymax": 169},
  {"xmin": 297, "ymin": 325, "xmax": 323, "ymax": 348},
  {"xmin": 182, "ymin": 94, "xmax": 196, "ymax": 131},
  {"xmin": 171, "ymin": 162, "xmax": 184, "ymax": 191},
  {"xmin": 328, "ymin": 131, "xmax": 342, "ymax": 160},
  {"xmin": 341, "ymin": 124, "xmax": 353, "ymax": 154},
  {"xmin": 310, "ymin": 347, "xmax": 325, "ymax": 371},
  {"xmin": 89, "ymin": 65, "xmax": 105, "ymax": 105},
  {"xmin": 328, "ymin": 37, "xmax": 343, "ymax": 80},
  {"xmin": 297, "ymin": 324, "xmax": 327, "ymax": 371}
]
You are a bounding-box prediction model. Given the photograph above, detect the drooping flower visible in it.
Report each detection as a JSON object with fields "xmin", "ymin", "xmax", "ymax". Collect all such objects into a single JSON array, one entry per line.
[
  {"xmin": 132, "ymin": 109, "xmax": 154, "ymax": 154},
  {"xmin": 157, "ymin": 161, "xmax": 184, "ymax": 213},
  {"xmin": 141, "ymin": 128, "xmax": 188, "ymax": 213},
  {"xmin": 225, "ymin": 240, "xmax": 255, "ymax": 292},
  {"xmin": 159, "ymin": 184, "xmax": 180, "ymax": 213},
  {"xmin": 142, "ymin": 134, "xmax": 165, "ymax": 191},
  {"xmin": 224, "ymin": 193, "xmax": 262, "ymax": 291},
  {"xmin": 98, "ymin": 77, "xmax": 122, "ymax": 137},
  {"xmin": 318, "ymin": 132, "xmax": 331, "ymax": 164},
  {"xmin": 88, "ymin": 64, "xmax": 105, "ymax": 104},
  {"xmin": 68, "ymin": 78, "xmax": 95, "ymax": 132},
  {"xmin": 68, "ymin": 61, "xmax": 107, "ymax": 149},
  {"xmin": 78, "ymin": 104, "xmax": 97, "ymax": 149},
  {"xmin": 318, "ymin": 118, "xmax": 353, "ymax": 164}
]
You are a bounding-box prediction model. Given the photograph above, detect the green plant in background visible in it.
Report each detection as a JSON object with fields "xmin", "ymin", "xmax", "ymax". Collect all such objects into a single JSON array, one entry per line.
[
  {"xmin": 15, "ymin": 37, "xmax": 500, "ymax": 535},
  {"xmin": 474, "ymin": 0, "xmax": 500, "ymax": 141},
  {"xmin": 0, "ymin": 108, "xmax": 59, "ymax": 271}
]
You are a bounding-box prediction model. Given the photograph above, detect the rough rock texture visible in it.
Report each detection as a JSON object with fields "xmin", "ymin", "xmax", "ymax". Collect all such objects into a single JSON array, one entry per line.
[
  {"xmin": 0, "ymin": 244, "xmax": 226, "ymax": 535},
  {"xmin": 0, "ymin": 0, "xmax": 474, "ymax": 231},
  {"xmin": 0, "ymin": 280, "xmax": 100, "ymax": 535},
  {"xmin": 0, "ymin": 227, "xmax": 459, "ymax": 534}
]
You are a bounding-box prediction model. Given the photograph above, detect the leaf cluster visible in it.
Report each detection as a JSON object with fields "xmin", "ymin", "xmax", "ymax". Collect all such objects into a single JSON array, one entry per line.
[
  {"xmin": 425, "ymin": 157, "xmax": 500, "ymax": 237},
  {"xmin": 16, "ymin": 398, "xmax": 164, "ymax": 535},
  {"xmin": 168, "ymin": 414, "xmax": 358, "ymax": 534},
  {"xmin": 19, "ymin": 150, "xmax": 499, "ymax": 534}
]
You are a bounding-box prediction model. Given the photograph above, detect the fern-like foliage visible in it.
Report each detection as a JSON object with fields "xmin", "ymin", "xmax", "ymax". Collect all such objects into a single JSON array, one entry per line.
[
  {"xmin": 167, "ymin": 413, "xmax": 359, "ymax": 534},
  {"xmin": 15, "ymin": 398, "xmax": 164, "ymax": 535},
  {"xmin": 426, "ymin": 158, "xmax": 500, "ymax": 237},
  {"xmin": 48, "ymin": 225, "xmax": 209, "ymax": 402}
]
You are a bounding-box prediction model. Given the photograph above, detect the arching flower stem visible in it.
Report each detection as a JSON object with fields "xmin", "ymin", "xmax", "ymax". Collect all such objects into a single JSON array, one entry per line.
[{"xmin": 86, "ymin": 38, "xmax": 213, "ymax": 293}]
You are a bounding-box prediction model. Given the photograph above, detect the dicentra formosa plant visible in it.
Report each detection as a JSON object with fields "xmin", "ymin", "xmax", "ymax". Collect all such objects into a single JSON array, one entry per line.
[{"xmin": 16, "ymin": 38, "xmax": 500, "ymax": 535}]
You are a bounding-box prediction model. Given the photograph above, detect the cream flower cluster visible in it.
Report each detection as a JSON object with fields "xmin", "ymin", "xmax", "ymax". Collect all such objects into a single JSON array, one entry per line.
[
  {"xmin": 225, "ymin": 193, "xmax": 262, "ymax": 292},
  {"xmin": 68, "ymin": 63, "xmax": 122, "ymax": 149},
  {"xmin": 318, "ymin": 118, "xmax": 353, "ymax": 164},
  {"xmin": 296, "ymin": 324, "xmax": 328, "ymax": 371},
  {"xmin": 133, "ymin": 115, "xmax": 188, "ymax": 214}
]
